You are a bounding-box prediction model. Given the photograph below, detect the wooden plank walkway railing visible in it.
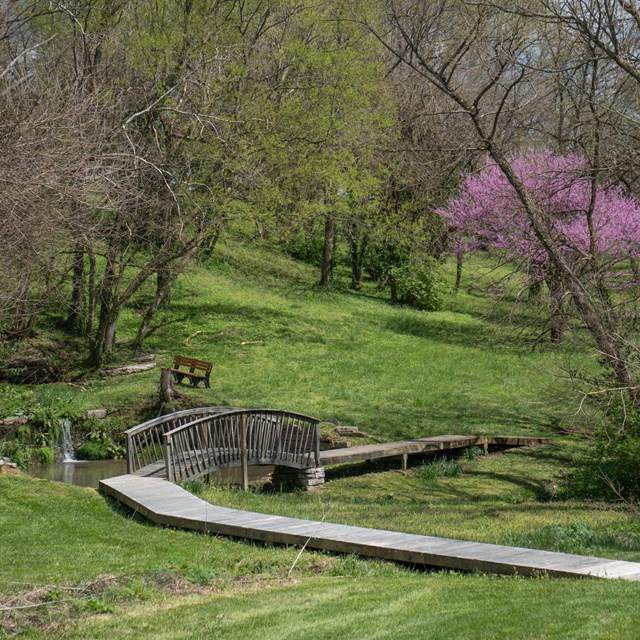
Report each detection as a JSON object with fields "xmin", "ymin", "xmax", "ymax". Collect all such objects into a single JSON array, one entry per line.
[
  {"xmin": 99, "ymin": 474, "xmax": 640, "ymax": 581},
  {"xmin": 125, "ymin": 406, "xmax": 238, "ymax": 474},
  {"xmin": 163, "ymin": 409, "xmax": 320, "ymax": 485}
]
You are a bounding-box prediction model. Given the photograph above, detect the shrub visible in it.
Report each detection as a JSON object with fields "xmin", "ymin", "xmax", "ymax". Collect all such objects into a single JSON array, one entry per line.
[
  {"xmin": 566, "ymin": 395, "xmax": 640, "ymax": 502},
  {"xmin": 76, "ymin": 423, "xmax": 126, "ymax": 460},
  {"xmin": 414, "ymin": 458, "xmax": 462, "ymax": 482},
  {"xmin": 389, "ymin": 263, "xmax": 446, "ymax": 311},
  {"xmin": 35, "ymin": 446, "xmax": 54, "ymax": 464}
]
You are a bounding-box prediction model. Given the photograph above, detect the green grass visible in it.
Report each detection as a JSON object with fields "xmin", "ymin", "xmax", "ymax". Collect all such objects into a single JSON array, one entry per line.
[
  {"xmin": 1, "ymin": 241, "xmax": 632, "ymax": 639},
  {"xmin": 16, "ymin": 574, "xmax": 640, "ymax": 640},
  {"xmin": 3, "ymin": 244, "xmax": 598, "ymax": 443},
  {"xmin": 3, "ymin": 469, "xmax": 640, "ymax": 639},
  {"xmin": 0, "ymin": 476, "xmax": 353, "ymax": 591}
]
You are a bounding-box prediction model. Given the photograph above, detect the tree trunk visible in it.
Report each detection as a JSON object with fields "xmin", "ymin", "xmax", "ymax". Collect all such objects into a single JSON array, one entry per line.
[
  {"xmin": 631, "ymin": 257, "xmax": 639, "ymax": 281},
  {"xmin": 349, "ymin": 234, "xmax": 368, "ymax": 291},
  {"xmin": 528, "ymin": 279, "xmax": 542, "ymax": 300},
  {"xmin": 388, "ymin": 272, "xmax": 398, "ymax": 303},
  {"xmin": 454, "ymin": 252, "xmax": 463, "ymax": 293},
  {"xmin": 159, "ymin": 368, "xmax": 188, "ymax": 404},
  {"xmin": 67, "ymin": 247, "xmax": 85, "ymax": 333},
  {"xmin": 11, "ymin": 262, "xmax": 33, "ymax": 339},
  {"xmin": 89, "ymin": 251, "xmax": 118, "ymax": 367},
  {"xmin": 320, "ymin": 217, "xmax": 336, "ymax": 287},
  {"xmin": 85, "ymin": 248, "xmax": 97, "ymax": 338},
  {"xmin": 135, "ymin": 270, "xmax": 177, "ymax": 345},
  {"xmin": 156, "ymin": 266, "xmax": 173, "ymax": 309}
]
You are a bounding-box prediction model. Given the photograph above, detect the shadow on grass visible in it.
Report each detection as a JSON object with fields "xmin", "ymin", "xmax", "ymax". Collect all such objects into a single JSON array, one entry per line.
[{"xmin": 384, "ymin": 314, "xmax": 541, "ymax": 352}]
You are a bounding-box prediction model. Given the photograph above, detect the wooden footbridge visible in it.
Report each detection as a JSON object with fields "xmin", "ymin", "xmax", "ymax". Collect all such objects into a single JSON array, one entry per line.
[
  {"xmin": 124, "ymin": 406, "xmax": 548, "ymax": 486},
  {"xmin": 100, "ymin": 407, "xmax": 640, "ymax": 581}
]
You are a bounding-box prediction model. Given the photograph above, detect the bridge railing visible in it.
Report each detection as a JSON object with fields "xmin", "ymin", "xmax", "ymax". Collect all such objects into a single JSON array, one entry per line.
[
  {"xmin": 124, "ymin": 406, "xmax": 237, "ymax": 474},
  {"xmin": 162, "ymin": 409, "xmax": 320, "ymax": 484}
]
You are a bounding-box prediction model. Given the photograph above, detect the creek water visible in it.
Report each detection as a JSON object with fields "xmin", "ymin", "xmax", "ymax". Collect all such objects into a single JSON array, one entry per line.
[
  {"xmin": 26, "ymin": 459, "xmax": 273, "ymax": 489},
  {"xmin": 27, "ymin": 459, "xmax": 128, "ymax": 487}
]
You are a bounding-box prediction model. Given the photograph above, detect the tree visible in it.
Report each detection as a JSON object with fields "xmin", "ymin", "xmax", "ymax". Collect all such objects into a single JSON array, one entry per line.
[
  {"xmin": 440, "ymin": 149, "xmax": 640, "ymax": 341},
  {"xmin": 362, "ymin": 0, "xmax": 640, "ymax": 395}
]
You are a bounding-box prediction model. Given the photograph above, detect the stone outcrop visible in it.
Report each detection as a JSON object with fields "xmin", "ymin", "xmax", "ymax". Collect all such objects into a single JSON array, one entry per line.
[{"xmin": 272, "ymin": 466, "xmax": 325, "ymax": 490}]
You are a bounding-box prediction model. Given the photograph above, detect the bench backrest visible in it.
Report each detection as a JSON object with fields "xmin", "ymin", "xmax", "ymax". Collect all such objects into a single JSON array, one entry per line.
[{"xmin": 173, "ymin": 355, "xmax": 213, "ymax": 373}]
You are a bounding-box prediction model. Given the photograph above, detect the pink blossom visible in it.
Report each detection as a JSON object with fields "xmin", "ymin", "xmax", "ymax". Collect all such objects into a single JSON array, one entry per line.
[{"xmin": 439, "ymin": 150, "xmax": 640, "ymax": 275}]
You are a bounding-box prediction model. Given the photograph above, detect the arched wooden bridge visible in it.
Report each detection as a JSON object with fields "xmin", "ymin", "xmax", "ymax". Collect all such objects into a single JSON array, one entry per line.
[{"xmin": 126, "ymin": 407, "xmax": 320, "ymax": 487}]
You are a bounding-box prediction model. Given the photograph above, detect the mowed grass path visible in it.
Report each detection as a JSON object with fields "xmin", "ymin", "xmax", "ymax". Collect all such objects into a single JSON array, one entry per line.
[{"xmin": 25, "ymin": 575, "xmax": 640, "ymax": 640}]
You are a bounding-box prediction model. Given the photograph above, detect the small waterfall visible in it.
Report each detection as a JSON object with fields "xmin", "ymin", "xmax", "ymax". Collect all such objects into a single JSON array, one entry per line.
[{"xmin": 60, "ymin": 419, "xmax": 76, "ymax": 462}]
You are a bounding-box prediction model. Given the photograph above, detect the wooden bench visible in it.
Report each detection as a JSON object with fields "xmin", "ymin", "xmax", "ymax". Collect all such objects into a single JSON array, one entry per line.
[{"xmin": 170, "ymin": 356, "xmax": 212, "ymax": 389}]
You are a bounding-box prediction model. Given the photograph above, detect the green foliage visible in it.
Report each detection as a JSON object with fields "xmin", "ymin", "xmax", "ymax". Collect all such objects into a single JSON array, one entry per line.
[
  {"xmin": 389, "ymin": 262, "xmax": 447, "ymax": 311},
  {"xmin": 565, "ymin": 394, "xmax": 640, "ymax": 502},
  {"xmin": 179, "ymin": 479, "xmax": 206, "ymax": 495},
  {"xmin": 0, "ymin": 393, "xmax": 79, "ymax": 467},
  {"xmin": 35, "ymin": 446, "xmax": 55, "ymax": 464},
  {"xmin": 280, "ymin": 229, "xmax": 325, "ymax": 265},
  {"xmin": 74, "ymin": 418, "xmax": 126, "ymax": 460},
  {"xmin": 413, "ymin": 458, "xmax": 463, "ymax": 482},
  {"xmin": 462, "ymin": 446, "xmax": 483, "ymax": 462}
]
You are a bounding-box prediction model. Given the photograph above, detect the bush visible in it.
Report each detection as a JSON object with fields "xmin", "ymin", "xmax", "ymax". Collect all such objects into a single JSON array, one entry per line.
[
  {"xmin": 280, "ymin": 231, "xmax": 324, "ymax": 265},
  {"xmin": 414, "ymin": 458, "xmax": 462, "ymax": 482},
  {"xmin": 35, "ymin": 446, "xmax": 54, "ymax": 464},
  {"xmin": 389, "ymin": 263, "xmax": 447, "ymax": 311},
  {"xmin": 76, "ymin": 440, "xmax": 111, "ymax": 460},
  {"xmin": 76, "ymin": 422, "xmax": 126, "ymax": 460},
  {"xmin": 567, "ymin": 396, "xmax": 640, "ymax": 502},
  {"xmin": 0, "ymin": 397, "xmax": 78, "ymax": 467}
]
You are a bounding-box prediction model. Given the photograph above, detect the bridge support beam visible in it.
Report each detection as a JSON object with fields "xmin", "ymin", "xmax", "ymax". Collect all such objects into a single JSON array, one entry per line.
[{"xmin": 272, "ymin": 466, "xmax": 325, "ymax": 490}]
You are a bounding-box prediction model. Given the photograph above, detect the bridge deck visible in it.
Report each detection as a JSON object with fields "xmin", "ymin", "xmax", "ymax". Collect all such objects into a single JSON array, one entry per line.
[
  {"xmin": 99, "ymin": 474, "xmax": 640, "ymax": 581},
  {"xmin": 318, "ymin": 434, "xmax": 548, "ymax": 465},
  {"xmin": 134, "ymin": 434, "xmax": 550, "ymax": 477}
]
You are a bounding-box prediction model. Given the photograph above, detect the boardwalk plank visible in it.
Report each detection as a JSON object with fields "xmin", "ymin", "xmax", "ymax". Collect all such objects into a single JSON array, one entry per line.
[{"xmin": 100, "ymin": 474, "xmax": 640, "ymax": 581}]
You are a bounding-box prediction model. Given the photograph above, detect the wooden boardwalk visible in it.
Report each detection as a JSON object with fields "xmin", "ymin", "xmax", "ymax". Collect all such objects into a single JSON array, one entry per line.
[
  {"xmin": 318, "ymin": 435, "xmax": 548, "ymax": 466},
  {"xmin": 99, "ymin": 474, "xmax": 640, "ymax": 581},
  {"xmin": 133, "ymin": 434, "xmax": 550, "ymax": 478}
]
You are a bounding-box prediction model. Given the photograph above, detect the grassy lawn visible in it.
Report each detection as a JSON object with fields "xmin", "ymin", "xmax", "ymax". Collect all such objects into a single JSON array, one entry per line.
[
  {"xmin": 2, "ymin": 474, "xmax": 640, "ymax": 640},
  {"xmin": 198, "ymin": 444, "xmax": 640, "ymax": 562},
  {"xmin": 16, "ymin": 575, "xmax": 640, "ymax": 640},
  {"xmin": 2, "ymin": 242, "xmax": 635, "ymax": 639},
  {"xmin": 4, "ymin": 244, "xmax": 598, "ymax": 441}
]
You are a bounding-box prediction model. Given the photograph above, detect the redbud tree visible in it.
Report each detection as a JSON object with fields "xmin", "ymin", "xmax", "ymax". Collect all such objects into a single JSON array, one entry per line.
[{"xmin": 439, "ymin": 150, "xmax": 640, "ymax": 341}]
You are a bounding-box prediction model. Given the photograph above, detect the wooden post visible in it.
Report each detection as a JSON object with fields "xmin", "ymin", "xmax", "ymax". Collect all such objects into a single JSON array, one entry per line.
[
  {"xmin": 314, "ymin": 422, "xmax": 321, "ymax": 467},
  {"xmin": 126, "ymin": 433, "xmax": 134, "ymax": 474},
  {"xmin": 164, "ymin": 435, "xmax": 173, "ymax": 482},
  {"xmin": 241, "ymin": 414, "xmax": 249, "ymax": 491},
  {"xmin": 483, "ymin": 437, "xmax": 489, "ymax": 456},
  {"xmin": 401, "ymin": 453, "xmax": 408, "ymax": 471}
]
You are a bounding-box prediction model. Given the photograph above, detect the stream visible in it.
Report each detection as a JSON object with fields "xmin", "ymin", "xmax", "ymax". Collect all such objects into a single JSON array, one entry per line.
[{"xmin": 26, "ymin": 459, "xmax": 273, "ymax": 489}]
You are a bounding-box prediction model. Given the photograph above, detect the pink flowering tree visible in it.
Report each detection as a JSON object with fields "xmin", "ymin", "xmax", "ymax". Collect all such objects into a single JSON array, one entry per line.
[{"xmin": 439, "ymin": 150, "xmax": 640, "ymax": 341}]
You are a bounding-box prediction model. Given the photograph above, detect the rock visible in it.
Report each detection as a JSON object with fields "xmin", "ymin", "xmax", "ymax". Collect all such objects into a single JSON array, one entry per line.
[
  {"xmin": 335, "ymin": 426, "xmax": 369, "ymax": 437},
  {"xmin": 131, "ymin": 354, "xmax": 157, "ymax": 363},
  {"xmin": 320, "ymin": 440, "xmax": 350, "ymax": 450},
  {"xmin": 272, "ymin": 466, "xmax": 325, "ymax": 490},
  {"xmin": 105, "ymin": 362, "xmax": 157, "ymax": 376},
  {"xmin": 0, "ymin": 354, "xmax": 61, "ymax": 384},
  {"xmin": 0, "ymin": 416, "xmax": 29, "ymax": 427},
  {"xmin": 84, "ymin": 409, "xmax": 108, "ymax": 420}
]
